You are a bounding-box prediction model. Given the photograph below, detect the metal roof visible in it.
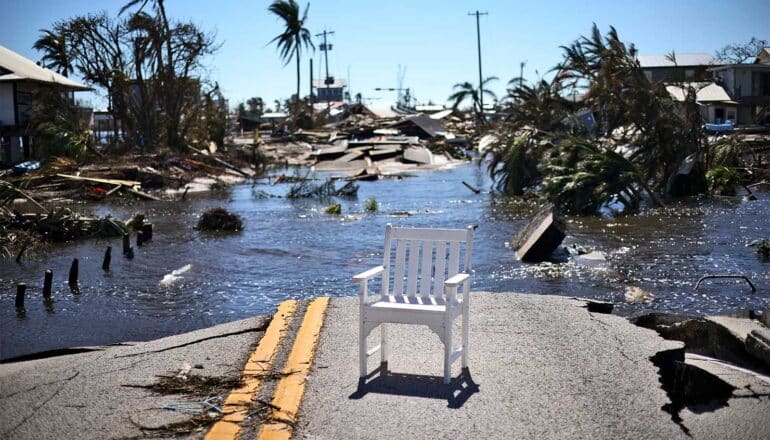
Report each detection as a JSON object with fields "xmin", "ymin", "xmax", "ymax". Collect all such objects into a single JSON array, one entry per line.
[
  {"xmin": 637, "ymin": 53, "xmax": 717, "ymax": 68},
  {"xmin": 0, "ymin": 44, "xmax": 90, "ymax": 90},
  {"xmin": 666, "ymin": 82, "xmax": 733, "ymax": 103}
]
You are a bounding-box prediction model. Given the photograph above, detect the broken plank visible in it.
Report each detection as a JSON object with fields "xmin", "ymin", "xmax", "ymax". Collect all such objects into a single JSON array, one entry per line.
[
  {"xmin": 124, "ymin": 186, "xmax": 162, "ymax": 201},
  {"xmin": 56, "ymin": 174, "xmax": 141, "ymax": 188},
  {"xmin": 186, "ymin": 145, "xmax": 252, "ymax": 177}
]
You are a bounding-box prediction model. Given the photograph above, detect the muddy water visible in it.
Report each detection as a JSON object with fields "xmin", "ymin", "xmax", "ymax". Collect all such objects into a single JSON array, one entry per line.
[{"xmin": 1, "ymin": 163, "xmax": 769, "ymax": 360}]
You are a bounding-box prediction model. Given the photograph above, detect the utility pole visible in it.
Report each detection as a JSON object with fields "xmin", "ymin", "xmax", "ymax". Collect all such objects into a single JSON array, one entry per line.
[
  {"xmin": 468, "ymin": 10, "xmax": 487, "ymax": 124},
  {"xmin": 316, "ymin": 29, "xmax": 335, "ymax": 113},
  {"xmin": 316, "ymin": 29, "xmax": 335, "ymax": 85}
]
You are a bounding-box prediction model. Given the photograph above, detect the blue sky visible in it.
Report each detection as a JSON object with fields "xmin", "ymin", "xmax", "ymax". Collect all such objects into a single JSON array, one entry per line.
[{"xmin": 2, "ymin": 0, "xmax": 769, "ymax": 110}]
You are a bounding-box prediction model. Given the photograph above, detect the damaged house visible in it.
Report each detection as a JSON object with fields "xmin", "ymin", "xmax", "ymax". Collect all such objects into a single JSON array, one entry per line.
[
  {"xmin": 638, "ymin": 50, "xmax": 770, "ymax": 125},
  {"xmin": 0, "ymin": 44, "xmax": 90, "ymax": 165}
]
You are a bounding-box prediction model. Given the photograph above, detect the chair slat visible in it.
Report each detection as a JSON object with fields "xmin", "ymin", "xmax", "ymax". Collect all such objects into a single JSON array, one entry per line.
[
  {"xmin": 419, "ymin": 240, "xmax": 434, "ymax": 297},
  {"xmin": 406, "ymin": 240, "xmax": 420, "ymax": 297},
  {"xmin": 447, "ymin": 242, "xmax": 460, "ymax": 278},
  {"xmin": 433, "ymin": 242, "xmax": 447, "ymax": 297},
  {"xmin": 391, "ymin": 227, "xmax": 469, "ymax": 242},
  {"xmin": 392, "ymin": 239, "xmax": 407, "ymax": 295}
]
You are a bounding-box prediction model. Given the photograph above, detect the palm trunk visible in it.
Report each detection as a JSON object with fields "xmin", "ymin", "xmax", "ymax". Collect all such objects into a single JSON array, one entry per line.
[{"xmin": 296, "ymin": 45, "xmax": 301, "ymax": 103}]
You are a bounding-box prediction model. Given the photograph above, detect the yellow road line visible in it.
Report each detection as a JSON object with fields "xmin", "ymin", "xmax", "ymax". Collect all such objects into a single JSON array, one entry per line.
[
  {"xmin": 205, "ymin": 300, "xmax": 298, "ymax": 440},
  {"xmin": 258, "ymin": 297, "xmax": 330, "ymax": 440}
]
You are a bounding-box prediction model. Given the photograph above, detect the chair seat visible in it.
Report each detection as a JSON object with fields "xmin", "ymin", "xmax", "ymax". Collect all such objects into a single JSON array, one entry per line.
[{"xmin": 367, "ymin": 295, "xmax": 458, "ymax": 314}]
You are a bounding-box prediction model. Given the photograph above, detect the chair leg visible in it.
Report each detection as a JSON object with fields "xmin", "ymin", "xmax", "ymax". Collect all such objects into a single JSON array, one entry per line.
[
  {"xmin": 380, "ymin": 323, "xmax": 388, "ymax": 365},
  {"xmin": 443, "ymin": 324, "xmax": 452, "ymax": 384},
  {"xmin": 462, "ymin": 301, "xmax": 469, "ymax": 369},
  {"xmin": 359, "ymin": 319, "xmax": 367, "ymax": 378}
]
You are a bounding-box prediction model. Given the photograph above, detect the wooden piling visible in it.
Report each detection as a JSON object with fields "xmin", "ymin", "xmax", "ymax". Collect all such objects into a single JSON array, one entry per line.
[
  {"xmin": 142, "ymin": 223, "xmax": 153, "ymax": 240},
  {"xmin": 136, "ymin": 231, "xmax": 143, "ymax": 247},
  {"xmin": 126, "ymin": 246, "xmax": 134, "ymax": 259},
  {"xmin": 68, "ymin": 258, "xmax": 79, "ymax": 286},
  {"xmin": 43, "ymin": 269, "xmax": 53, "ymax": 299},
  {"xmin": 15, "ymin": 283, "xmax": 26, "ymax": 308},
  {"xmin": 102, "ymin": 246, "xmax": 112, "ymax": 271},
  {"xmin": 123, "ymin": 233, "xmax": 130, "ymax": 254}
]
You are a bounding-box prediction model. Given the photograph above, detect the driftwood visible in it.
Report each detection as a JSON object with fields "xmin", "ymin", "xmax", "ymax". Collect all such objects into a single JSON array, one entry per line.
[
  {"xmin": 186, "ymin": 145, "xmax": 251, "ymax": 177},
  {"xmin": 56, "ymin": 174, "xmax": 141, "ymax": 187},
  {"xmin": 55, "ymin": 174, "xmax": 160, "ymax": 201}
]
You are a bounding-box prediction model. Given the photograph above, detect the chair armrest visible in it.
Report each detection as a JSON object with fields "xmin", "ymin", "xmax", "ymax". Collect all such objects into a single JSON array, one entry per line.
[
  {"xmin": 444, "ymin": 273, "xmax": 470, "ymax": 287},
  {"xmin": 353, "ymin": 265, "xmax": 385, "ymax": 282}
]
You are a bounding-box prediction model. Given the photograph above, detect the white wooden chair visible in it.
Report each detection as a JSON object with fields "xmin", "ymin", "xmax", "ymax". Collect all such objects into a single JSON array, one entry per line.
[{"xmin": 353, "ymin": 223, "xmax": 474, "ymax": 384}]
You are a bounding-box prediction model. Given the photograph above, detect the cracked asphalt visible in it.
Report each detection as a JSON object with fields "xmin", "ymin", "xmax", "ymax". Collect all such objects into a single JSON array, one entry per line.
[
  {"xmin": 296, "ymin": 293, "xmax": 769, "ymax": 440},
  {"xmin": 0, "ymin": 316, "xmax": 268, "ymax": 439},
  {"xmin": 3, "ymin": 293, "xmax": 769, "ymax": 439}
]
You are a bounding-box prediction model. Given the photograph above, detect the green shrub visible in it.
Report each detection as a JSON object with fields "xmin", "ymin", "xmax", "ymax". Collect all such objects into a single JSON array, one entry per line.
[{"xmin": 364, "ymin": 197, "xmax": 378, "ymax": 213}]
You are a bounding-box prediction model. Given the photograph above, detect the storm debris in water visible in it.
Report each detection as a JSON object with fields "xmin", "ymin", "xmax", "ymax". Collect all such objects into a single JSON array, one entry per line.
[{"xmin": 195, "ymin": 207, "xmax": 244, "ymax": 232}]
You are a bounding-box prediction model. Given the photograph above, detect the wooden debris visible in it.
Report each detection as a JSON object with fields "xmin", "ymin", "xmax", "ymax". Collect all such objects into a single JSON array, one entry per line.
[{"xmin": 512, "ymin": 204, "xmax": 567, "ymax": 263}]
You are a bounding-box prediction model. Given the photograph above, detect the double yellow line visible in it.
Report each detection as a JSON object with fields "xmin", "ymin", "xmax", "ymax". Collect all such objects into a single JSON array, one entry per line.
[{"xmin": 205, "ymin": 297, "xmax": 329, "ymax": 440}]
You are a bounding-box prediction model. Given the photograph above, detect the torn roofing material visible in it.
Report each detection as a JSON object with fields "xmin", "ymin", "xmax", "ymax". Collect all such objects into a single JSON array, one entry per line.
[{"xmin": 388, "ymin": 114, "xmax": 447, "ymax": 139}]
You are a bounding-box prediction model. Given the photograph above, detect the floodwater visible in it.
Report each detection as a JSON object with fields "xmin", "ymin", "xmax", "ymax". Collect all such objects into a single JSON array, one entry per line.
[{"xmin": 1, "ymin": 163, "xmax": 769, "ymax": 360}]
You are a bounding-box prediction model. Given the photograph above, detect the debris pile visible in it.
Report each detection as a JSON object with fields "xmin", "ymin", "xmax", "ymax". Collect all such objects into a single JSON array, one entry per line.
[
  {"xmin": 195, "ymin": 207, "xmax": 243, "ymax": 232},
  {"xmin": 247, "ymin": 109, "xmax": 473, "ymax": 180},
  {"xmin": 3, "ymin": 147, "xmax": 257, "ymax": 204}
]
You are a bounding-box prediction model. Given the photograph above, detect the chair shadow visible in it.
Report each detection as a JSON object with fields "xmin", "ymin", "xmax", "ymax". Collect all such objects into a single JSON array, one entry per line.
[{"xmin": 349, "ymin": 363, "xmax": 480, "ymax": 409}]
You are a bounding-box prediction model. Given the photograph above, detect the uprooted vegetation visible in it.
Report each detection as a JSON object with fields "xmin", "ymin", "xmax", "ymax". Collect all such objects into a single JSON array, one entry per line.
[
  {"xmin": 483, "ymin": 24, "xmax": 761, "ymax": 216},
  {"xmin": 195, "ymin": 207, "xmax": 244, "ymax": 232},
  {"xmin": 286, "ymin": 178, "xmax": 359, "ymax": 199},
  {"xmin": 1, "ymin": 181, "xmax": 129, "ymax": 259}
]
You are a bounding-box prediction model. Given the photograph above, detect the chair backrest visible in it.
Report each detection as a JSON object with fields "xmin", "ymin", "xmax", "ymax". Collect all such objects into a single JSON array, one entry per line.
[{"xmin": 380, "ymin": 223, "xmax": 474, "ymax": 300}]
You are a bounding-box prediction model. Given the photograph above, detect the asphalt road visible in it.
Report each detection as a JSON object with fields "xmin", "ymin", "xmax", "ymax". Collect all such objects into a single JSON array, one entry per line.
[
  {"xmin": 0, "ymin": 316, "xmax": 268, "ymax": 440},
  {"xmin": 296, "ymin": 293, "xmax": 768, "ymax": 440}
]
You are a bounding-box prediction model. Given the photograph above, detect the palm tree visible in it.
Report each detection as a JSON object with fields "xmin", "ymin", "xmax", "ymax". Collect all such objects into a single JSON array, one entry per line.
[
  {"xmin": 33, "ymin": 29, "xmax": 72, "ymax": 76},
  {"xmin": 247, "ymin": 97, "xmax": 264, "ymax": 116},
  {"xmin": 268, "ymin": 0, "xmax": 314, "ymax": 103},
  {"xmin": 448, "ymin": 76, "xmax": 497, "ymax": 123}
]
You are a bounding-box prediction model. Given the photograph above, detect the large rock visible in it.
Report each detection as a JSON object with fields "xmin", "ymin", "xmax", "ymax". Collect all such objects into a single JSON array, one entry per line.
[{"xmin": 511, "ymin": 203, "xmax": 566, "ymax": 262}]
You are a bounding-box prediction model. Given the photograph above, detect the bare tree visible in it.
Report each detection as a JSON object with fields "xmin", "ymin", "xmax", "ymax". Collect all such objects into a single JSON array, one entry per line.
[{"xmin": 715, "ymin": 37, "xmax": 768, "ymax": 64}]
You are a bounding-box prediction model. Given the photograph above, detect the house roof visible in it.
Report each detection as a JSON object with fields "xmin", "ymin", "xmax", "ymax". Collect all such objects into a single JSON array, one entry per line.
[
  {"xmin": 0, "ymin": 44, "xmax": 90, "ymax": 90},
  {"xmin": 388, "ymin": 114, "xmax": 447, "ymax": 138},
  {"xmin": 756, "ymin": 47, "xmax": 770, "ymax": 64},
  {"xmin": 637, "ymin": 53, "xmax": 717, "ymax": 68},
  {"xmin": 708, "ymin": 63, "xmax": 770, "ymax": 72},
  {"xmin": 666, "ymin": 82, "xmax": 733, "ymax": 103}
]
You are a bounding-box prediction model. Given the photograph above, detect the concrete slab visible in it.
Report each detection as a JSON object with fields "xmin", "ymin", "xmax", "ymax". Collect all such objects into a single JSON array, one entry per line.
[
  {"xmin": 681, "ymin": 353, "xmax": 770, "ymax": 440},
  {"xmin": 296, "ymin": 293, "xmax": 687, "ymax": 440},
  {"xmin": 0, "ymin": 316, "xmax": 268, "ymax": 440}
]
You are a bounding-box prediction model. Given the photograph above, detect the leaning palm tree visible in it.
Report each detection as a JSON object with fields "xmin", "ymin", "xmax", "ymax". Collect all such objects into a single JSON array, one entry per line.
[
  {"xmin": 268, "ymin": 0, "xmax": 314, "ymax": 102},
  {"xmin": 33, "ymin": 29, "xmax": 72, "ymax": 76},
  {"xmin": 448, "ymin": 76, "xmax": 497, "ymax": 123}
]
